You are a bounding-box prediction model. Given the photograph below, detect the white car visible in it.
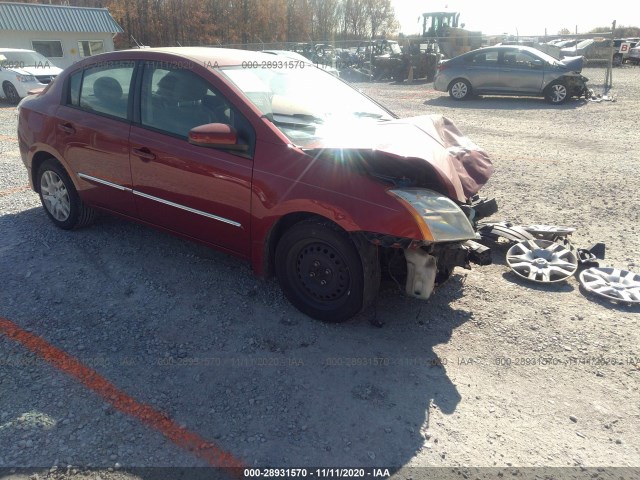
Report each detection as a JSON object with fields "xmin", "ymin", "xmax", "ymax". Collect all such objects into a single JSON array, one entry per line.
[{"xmin": 0, "ymin": 48, "xmax": 62, "ymax": 104}]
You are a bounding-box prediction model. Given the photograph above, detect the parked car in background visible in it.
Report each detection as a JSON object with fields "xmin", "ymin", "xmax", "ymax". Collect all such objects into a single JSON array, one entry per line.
[
  {"xmin": 614, "ymin": 39, "xmax": 639, "ymax": 65},
  {"xmin": 627, "ymin": 42, "xmax": 640, "ymax": 65},
  {"xmin": 554, "ymin": 39, "xmax": 579, "ymax": 49},
  {"xmin": 560, "ymin": 38, "xmax": 611, "ymax": 63},
  {"xmin": 0, "ymin": 48, "xmax": 62, "ymax": 104},
  {"xmin": 17, "ymin": 47, "xmax": 495, "ymax": 322},
  {"xmin": 262, "ymin": 49, "xmax": 340, "ymax": 76},
  {"xmin": 434, "ymin": 45, "xmax": 589, "ymax": 104}
]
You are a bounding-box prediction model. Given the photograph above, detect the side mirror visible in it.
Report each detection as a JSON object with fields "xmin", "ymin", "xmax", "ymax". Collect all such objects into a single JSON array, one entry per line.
[{"xmin": 188, "ymin": 123, "xmax": 247, "ymax": 151}]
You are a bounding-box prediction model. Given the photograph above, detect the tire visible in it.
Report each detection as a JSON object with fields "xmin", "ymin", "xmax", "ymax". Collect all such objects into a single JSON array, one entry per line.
[
  {"xmin": 448, "ymin": 79, "xmax": 472, "ymax": 100},
  {"xmin": 275, "ymin": 220, "xmax": 377, "ymax": 322},
  {"xmin": 3, "ymin": 82, "xmax": 20, "ymax": 105},
  {"xmin": 37, "ymin": 159, "xmax": 96, "ymax": 230},
  {"xmin": 545, "ymin": 81, "xmax": 568, "ymax": 104}
]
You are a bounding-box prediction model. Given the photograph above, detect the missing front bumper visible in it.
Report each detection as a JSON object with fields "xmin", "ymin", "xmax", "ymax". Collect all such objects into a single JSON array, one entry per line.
[{"xmin": 403, "ymin": 240, "xmax": 492, "ymax": 300}]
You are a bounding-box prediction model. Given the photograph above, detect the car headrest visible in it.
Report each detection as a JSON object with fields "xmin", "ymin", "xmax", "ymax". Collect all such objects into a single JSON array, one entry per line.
[
  {"xmin": 157, "ymin": 70, "xmax": 208, "ymax": 103},
  {"xmin": 93, "ymin": 76, "xmax": 123, "ymax": 102}
]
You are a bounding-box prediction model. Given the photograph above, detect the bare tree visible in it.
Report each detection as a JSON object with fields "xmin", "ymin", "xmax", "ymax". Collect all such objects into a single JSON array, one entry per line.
[{"xmin": 364, "ymin": 0, "xmax": 397, "ymax": 39}]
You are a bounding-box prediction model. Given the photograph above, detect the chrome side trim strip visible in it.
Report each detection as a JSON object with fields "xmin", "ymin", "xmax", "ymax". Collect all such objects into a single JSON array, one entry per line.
[
  {"xmin": 133, "ymin": 190, "xmax": 242, "ymax": 228},
  {"xmin": 77, "ymin": 172, "xmax": 242, "ymax": 228},
  {"xmin": 78, "ymin": 173, "xmax": 132, "ymax": 192}
]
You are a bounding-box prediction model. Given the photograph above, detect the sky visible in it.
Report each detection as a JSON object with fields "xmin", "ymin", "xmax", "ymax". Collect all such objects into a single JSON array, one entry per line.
[{"xmin": 390, "ymin": 0, "xmax": 640, "ymax": 36}]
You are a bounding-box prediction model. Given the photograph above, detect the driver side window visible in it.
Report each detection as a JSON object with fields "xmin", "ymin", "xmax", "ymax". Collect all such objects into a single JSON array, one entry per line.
[
  {"xmin": 139, "ymin": 62, "xmax": 256, "ymax": 157},
  {"xmin": 140, "ymin": 63, "xmax": 231, "ymax": 138}
]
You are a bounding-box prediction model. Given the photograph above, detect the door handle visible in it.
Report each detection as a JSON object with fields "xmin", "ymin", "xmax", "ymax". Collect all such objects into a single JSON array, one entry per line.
[
  {"xmin": 58, "ymin": 123, "xmax": 75, "ymax": 134},
  {"xmin": 131, "ymin": 147, "xmax": 156, "ymax": 162}
]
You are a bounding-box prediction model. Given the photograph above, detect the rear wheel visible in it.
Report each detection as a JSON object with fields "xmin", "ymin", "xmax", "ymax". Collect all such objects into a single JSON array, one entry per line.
[
  {"xmin": 37, "ymin": 159, "xmax": 96, "ymax": 229},
  {"xmin": 275, "ymin": 220, "xmax": 376, "ymax": 322},
  {"xmin": 2, "ymin": 82, "xmax": 20, "ymax": 104},
  {"xmin": 545, "ymin": 81, "xmax": 568, "ymax": 104},
  {"xmin": 449, "ymin": 79, "xmax": 472, "ymax": 100}
]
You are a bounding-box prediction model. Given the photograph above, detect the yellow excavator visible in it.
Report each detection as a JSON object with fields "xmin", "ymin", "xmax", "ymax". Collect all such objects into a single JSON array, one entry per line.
[{"xmin": 374, "ymin": 11, "xmax": 482, "ymax": 82}]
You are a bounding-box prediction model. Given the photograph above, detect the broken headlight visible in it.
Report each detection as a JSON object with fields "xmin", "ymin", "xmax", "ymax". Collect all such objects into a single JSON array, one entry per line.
[{"xmin": 390, "ymin": 188, "xmax": 477, "ymax": 242}]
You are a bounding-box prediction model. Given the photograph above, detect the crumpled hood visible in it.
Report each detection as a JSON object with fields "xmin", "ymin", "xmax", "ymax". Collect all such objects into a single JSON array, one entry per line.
[
  {"xmin": 559, "ymin": 56, "xmax": 584, "ymax": 72},
  {"xmin": 304, "ymin": 115, "xmax": 494, "ymax": 202}
]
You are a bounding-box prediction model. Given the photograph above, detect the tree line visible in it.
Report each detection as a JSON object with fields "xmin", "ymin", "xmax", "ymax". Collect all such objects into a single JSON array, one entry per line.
[{"xmin": 2, "ymin": 0, "xmax": 399, "ymax": 48}]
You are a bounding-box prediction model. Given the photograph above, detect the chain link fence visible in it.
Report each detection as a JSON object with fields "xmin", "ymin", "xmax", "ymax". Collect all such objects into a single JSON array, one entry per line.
[
  {"xmin": 203, "ymin": 29, "xmax": 615, "ymax": 94},
  {"xmin": 529, "ymin": 32, "xmax": 615, "ymax": 95}
]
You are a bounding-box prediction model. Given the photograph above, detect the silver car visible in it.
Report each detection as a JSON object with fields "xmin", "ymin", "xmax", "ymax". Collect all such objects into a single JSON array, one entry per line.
[{"xmin": 433, "ymin": 46, "xmax": 589, "ymax": 104}]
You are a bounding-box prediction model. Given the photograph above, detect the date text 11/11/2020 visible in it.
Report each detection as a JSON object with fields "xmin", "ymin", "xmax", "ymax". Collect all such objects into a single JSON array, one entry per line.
[{"xmin": 243, "ymin": 468, "xmax": 392, "ymax": 478}]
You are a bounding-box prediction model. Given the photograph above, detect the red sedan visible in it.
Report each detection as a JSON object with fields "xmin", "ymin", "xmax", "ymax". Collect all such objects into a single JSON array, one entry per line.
[{"xmin": 18, "ymin": 47, "xmax": 494, "ymax": 322}]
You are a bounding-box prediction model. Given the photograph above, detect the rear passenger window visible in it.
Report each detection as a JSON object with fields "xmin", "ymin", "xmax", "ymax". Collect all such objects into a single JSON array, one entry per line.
[
  {"xmin": 467, "ymin": 51, "xmax": 498, "ymax": 65},
  {"xmin": 76, "ymin": 62, "xmax": 134, "ymax": 120}
]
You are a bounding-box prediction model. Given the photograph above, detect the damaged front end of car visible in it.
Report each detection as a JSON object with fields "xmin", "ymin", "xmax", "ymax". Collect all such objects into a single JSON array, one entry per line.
[
  {"xmin": 555, "ymin": 56, "xmax": 591, "ymax": 98},
  {"xmin": 306, "ymin": 114, "xmax": 497, "ymax": 301}
]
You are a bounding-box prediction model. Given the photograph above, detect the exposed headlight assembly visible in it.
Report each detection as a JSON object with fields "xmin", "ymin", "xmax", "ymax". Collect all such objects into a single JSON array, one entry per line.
[{"xmin": 390, "ymin": 188, "xmax": 477, "ymax": 242}]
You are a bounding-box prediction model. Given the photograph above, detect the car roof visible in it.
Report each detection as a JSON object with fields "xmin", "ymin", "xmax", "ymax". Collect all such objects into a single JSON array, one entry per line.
[
  {"xmin": 0, "ymin": 48, "xmax": 38, "ymax": 53},
  {"xmin": 92, "ymin": 47, "xmax": 285, "ymax": 67},
  {"xmin": 461, "ymin": 45, "xmax": 544, "ymax": 57}
]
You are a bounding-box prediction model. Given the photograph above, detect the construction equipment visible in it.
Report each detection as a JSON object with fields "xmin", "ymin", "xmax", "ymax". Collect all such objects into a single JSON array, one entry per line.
[{"xmin": 387, "ymin": 11, "xmax": 482, "ymax": 82}]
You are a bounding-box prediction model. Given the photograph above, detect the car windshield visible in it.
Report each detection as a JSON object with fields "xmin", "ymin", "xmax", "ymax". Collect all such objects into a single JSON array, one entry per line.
[
  {"xmin": 220, "ymin": 65, "xmax": 394, "ymax": 147},
  {"xmin": 0, "ymin": 50, "xmax": 54, "ymax": 67}
]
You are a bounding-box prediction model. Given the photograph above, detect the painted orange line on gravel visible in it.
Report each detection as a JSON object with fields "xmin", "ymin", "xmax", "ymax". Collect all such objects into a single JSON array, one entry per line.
[
  {"xmin": 0, "ymin": 133, "xmax": 17, "ymax": 141},
  {"xmin": 0, "ymin": 316, "xmax": 245, "ymax": 472},
  {"xmin": 0, "ymin": 185, "xmax": 30, "ymax": 197}
]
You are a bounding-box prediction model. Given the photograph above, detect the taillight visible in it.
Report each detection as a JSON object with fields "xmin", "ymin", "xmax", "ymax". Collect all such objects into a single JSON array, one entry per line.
[{"xmin": 437, "ymin": 63, "xmax": 449, "ymax": 71}]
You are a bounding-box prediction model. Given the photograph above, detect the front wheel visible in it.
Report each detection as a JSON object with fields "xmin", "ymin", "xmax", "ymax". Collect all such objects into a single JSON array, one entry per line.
[
  {"xmin": 545, "ymin": 81, "xmax": 568, "ymax": 104},
  {"xmin": 449, "ymin": 79, "xmax": 472, "ymax": 100},
  {"xmin": 275, "ymin": 220, "xmax": 375, "ymax": 322},
  {"xmin": 37, "ymin": 159, "xmax": 96, "ymax": 229},
  {"xmin": 3, "ymin": 82, "xmax": 20, "ymax": 104}
]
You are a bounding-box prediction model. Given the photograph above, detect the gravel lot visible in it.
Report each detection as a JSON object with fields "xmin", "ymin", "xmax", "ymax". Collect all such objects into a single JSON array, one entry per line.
[{"xmin": 0, "ymin": 66, "xmax": 639, "ymax": 478}]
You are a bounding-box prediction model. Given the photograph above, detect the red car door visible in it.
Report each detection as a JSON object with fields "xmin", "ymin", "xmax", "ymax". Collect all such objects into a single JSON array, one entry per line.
[
  {"xmin": 55, "ymin": 61, "xmax": 136, "ymax": 216},
  {"xmin": 129, "ymin": 62, "xmax": 254, "ymax": 256}
]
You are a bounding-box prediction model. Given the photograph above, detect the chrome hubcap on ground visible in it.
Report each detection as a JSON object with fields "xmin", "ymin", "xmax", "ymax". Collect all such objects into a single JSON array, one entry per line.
[
  {"xmin": 506, "ymin": 239, "xmax": 578, "ymax": 283},
  {"xmin": 550, "ymin": 84, "xmax": 567, "ymax": 103},
  {"xmin": 41, "ymin": 171, "xmax": 71, "ymax": 221},
  {"xmin": 451, "ymin": 82, "xmax": 467, "ymax": 98},
  {"xmin": 579, "ymin": 267, "xmax": 640, "ymax": 304}
]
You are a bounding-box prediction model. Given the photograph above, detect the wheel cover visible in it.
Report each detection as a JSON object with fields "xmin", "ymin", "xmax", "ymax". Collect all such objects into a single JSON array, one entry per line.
[
  {"xmin": 40, "ymin": 170, "xmax": 71, "ymax": 221},
  {"xmin": 550, "ymin": 84, "xmax": 567, "ymax": 103},
  {"xmin": 295, "ymin": 242, "xmax": 350, "ymax": 302},
  {"xmin": 451, "ymin": 81, "xmax": 468, "ymax": 98},
  {"xmin": 506, "ymin": 239, "xmax": 578, "ymax": 283},
  {"xmin": 579, "ymin": 267, "xmax": 640, "ymax": 304},
  {"xmin": 521, "ymin": 224, "xmax": 577, "ymax": 240}
]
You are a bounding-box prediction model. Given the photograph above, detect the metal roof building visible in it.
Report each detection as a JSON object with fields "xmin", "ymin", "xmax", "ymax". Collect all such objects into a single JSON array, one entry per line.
[
  {"xmin": 0, "ymin": 2, "xmax": 123, "ymax": 68},
  {"xmin": 0, "ymin": 2, "xmax": 123, "ymax": 34}
]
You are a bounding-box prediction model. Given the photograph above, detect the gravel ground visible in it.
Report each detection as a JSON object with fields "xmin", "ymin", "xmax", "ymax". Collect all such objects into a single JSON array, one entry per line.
[{"xmin": 0, "ymin": 66, "xmax": 639, "ymax": 478}]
